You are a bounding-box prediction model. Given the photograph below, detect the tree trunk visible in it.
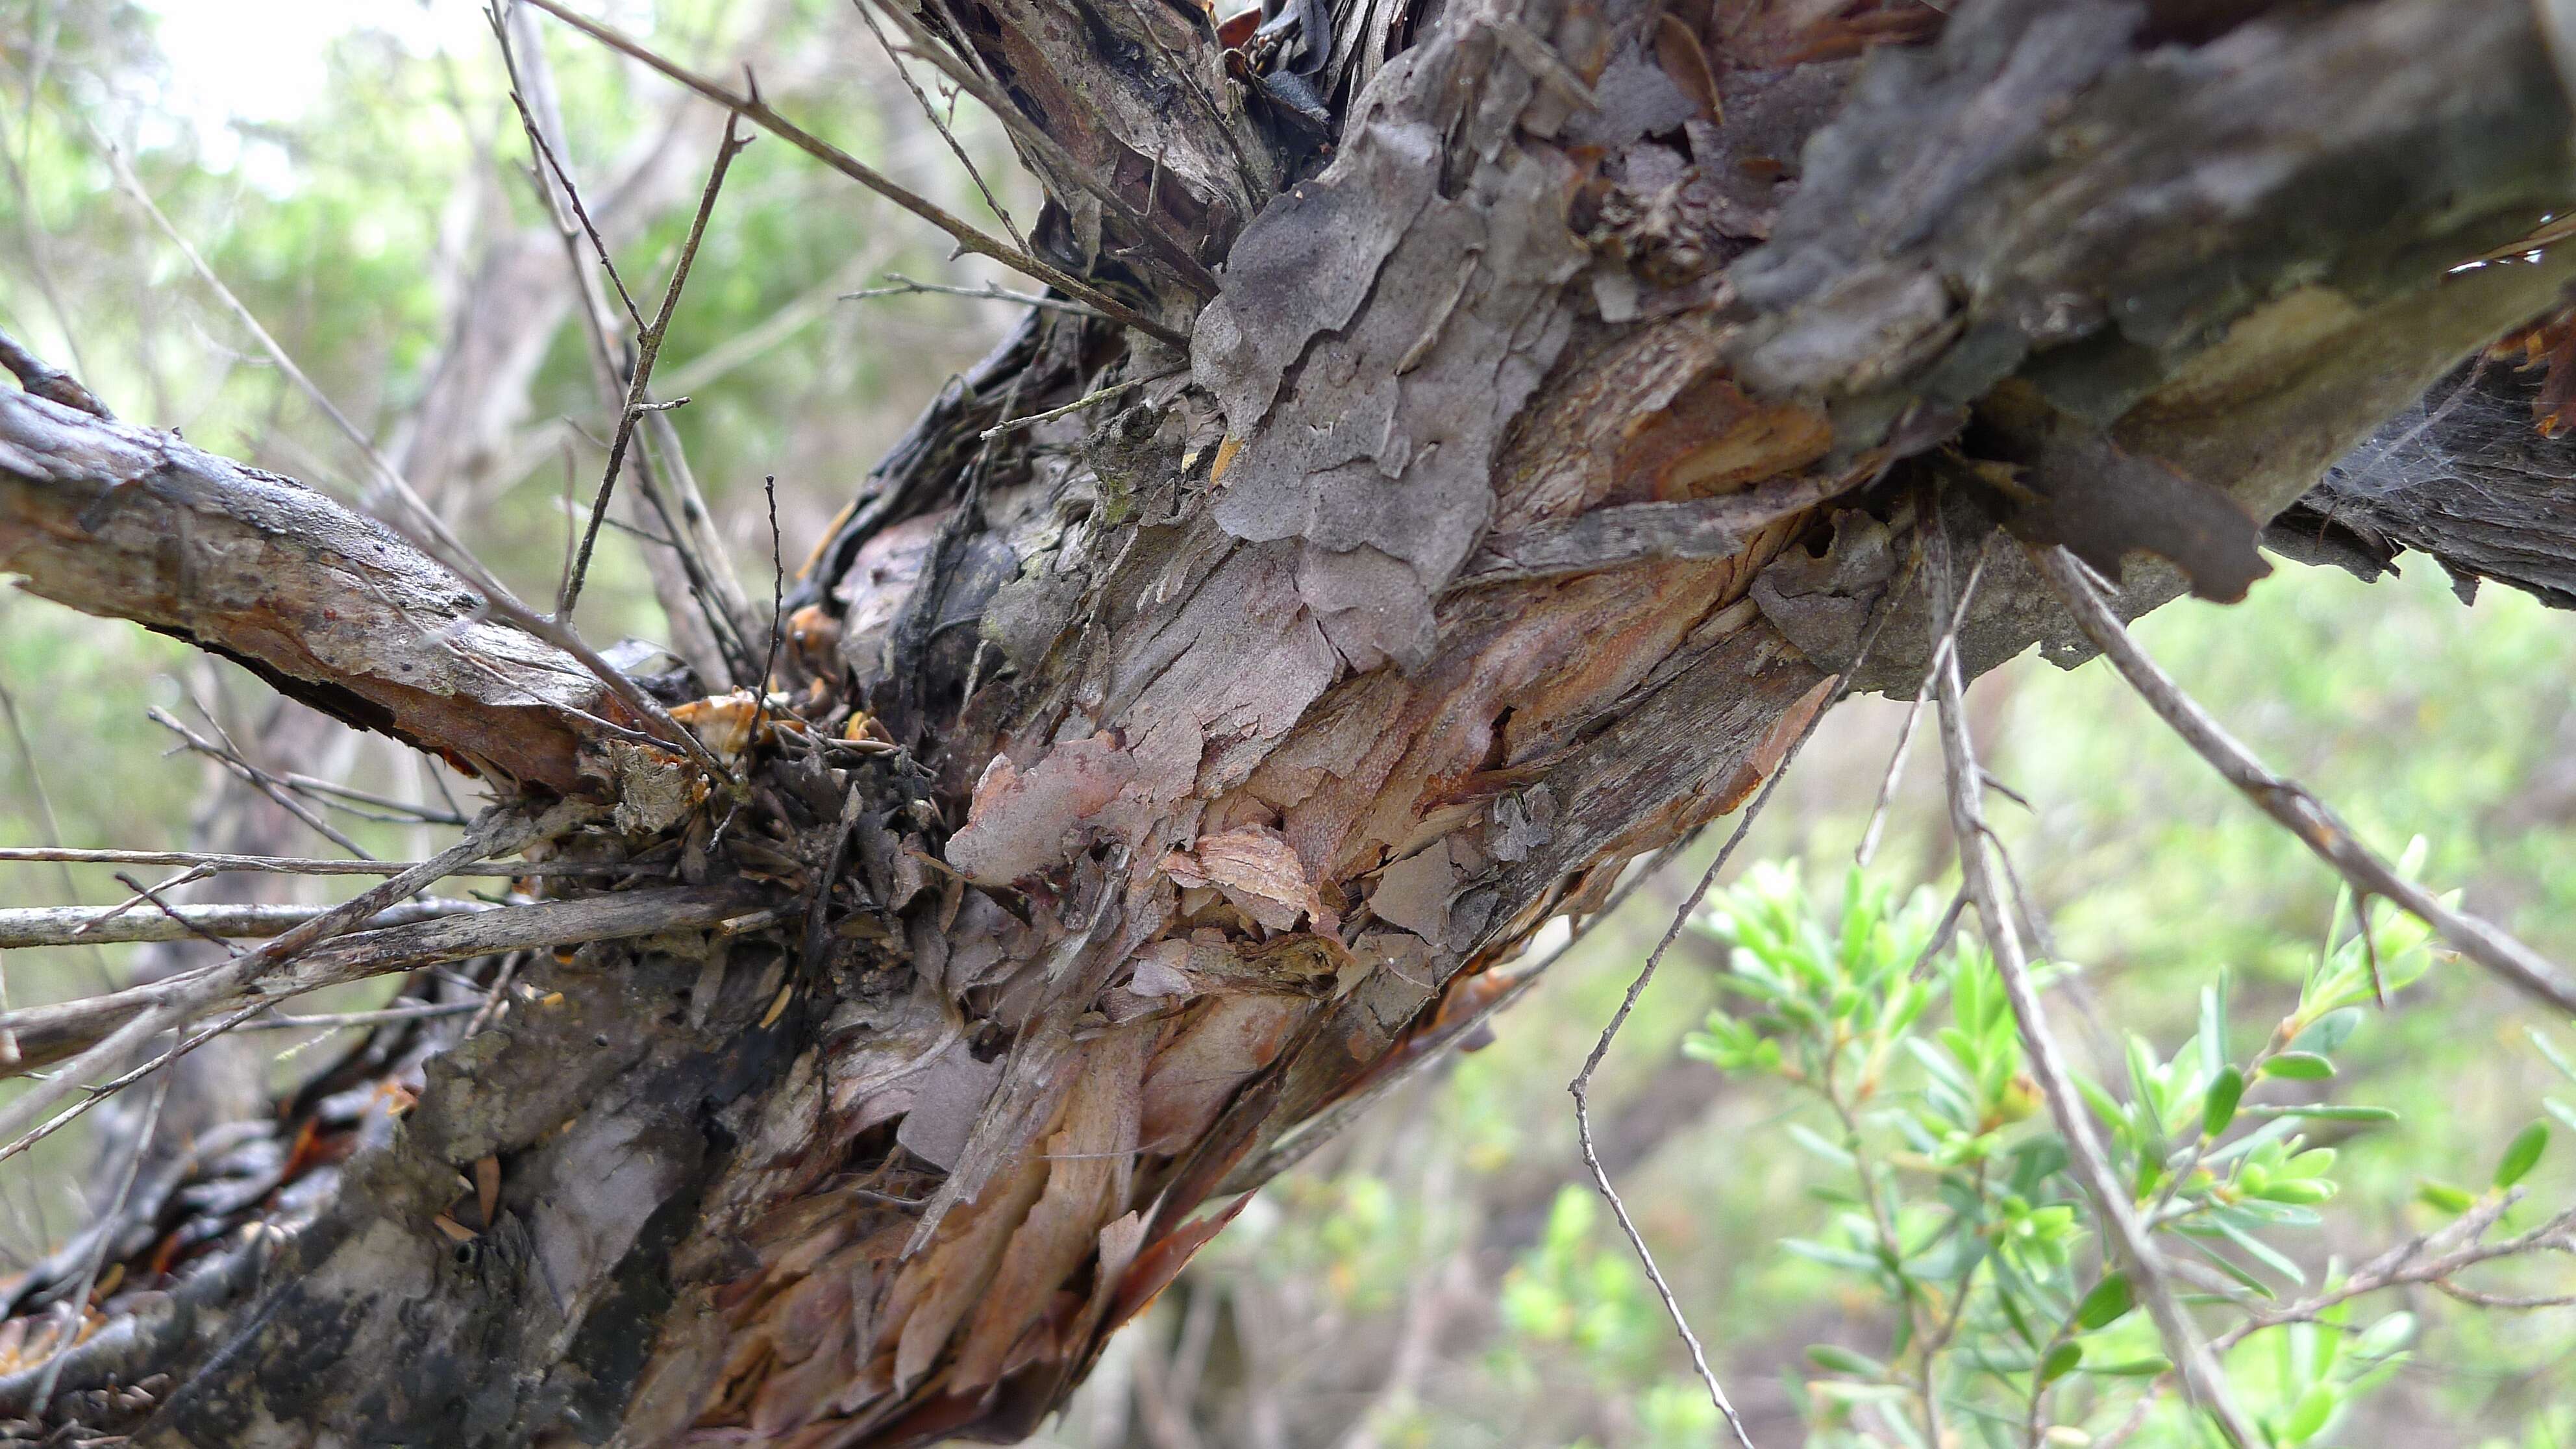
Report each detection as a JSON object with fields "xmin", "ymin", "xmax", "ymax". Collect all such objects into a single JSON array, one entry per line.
[{"xmin": 5, "ymin": 0, "xmax": 2576, "ymax": 1443}]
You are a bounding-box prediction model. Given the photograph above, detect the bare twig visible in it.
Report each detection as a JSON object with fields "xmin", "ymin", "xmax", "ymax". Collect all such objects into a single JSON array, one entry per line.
[
  {"xmin": 0, "ymin": 847, "xmax": 656, "ymax": 878},
  {"xmin": 0, "ymin": 805, "xmax": 562, "ymax": 1153},
  {"xmin": 463, "ymin": 950, "xmax": 532, "ymax": 1039},
  {"xmin": 489, "ymin": 5, "xmax": 645, "ymax": 331},
  {"xmin": 0, "ymin": 883, "xmax": 747, "ymax": 1074},
  {"xmin": 26, "ymin": 1066, "xmax": 167, "ymax": 1415},
  {"xmin": 236, "ymin": 998, "xmax": 482, "ymax": 1032},
  {"xmin": 2031, "ymin": 543, "xmax": 2576, "ymax": 1017},
  {"xmin": 110, "ymin": 872, "xmax": 245, "ymax": 956},
  {"xmin": 149, "ymin": 705, "xmax": 374, "ymax": 860},
  {"xmin": 978, "ymin": 369, "xmax": 1180, "ymax": 440},
  {"xmin": 562, "ymin": 114, "xmax": 749, "ymax": 614},
  {"xmin": 519, "ymin": 0, "xmax": 1189, "ymax": 346},
  {"xmin": 0, "ymin": 897, "xmax": 487, "ymax": 948},
  {"xmin": 86, "ymin": 119, "xmax": 734, "ymax": 781},
  {"xmin": 853, "ymin": 0, "xmax": 1223, "ymax": 298},
  {"xmin": 1937, "ymin": 538, "xmax": 2257, "ymax": 1448},
  {"xmin": 843, "ymin": 272, "xmax": 1108, "ymax": 320},
  {"xmin": 1857, "ymin": 536, "xmax": 1990, "ymax": 871},
  {"xmin": 847, "ymin": 0, "xmax": 1028, "ymax": 251},
  {"xmin": 1565, "ymin": 539, "xmax": 1919, "ymax": 1449}
]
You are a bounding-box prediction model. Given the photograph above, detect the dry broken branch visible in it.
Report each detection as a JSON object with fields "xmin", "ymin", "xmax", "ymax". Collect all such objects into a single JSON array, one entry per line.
[{"xmin": 2031, "ymin": 542, "xmax": 2576, "ymax": 1017}]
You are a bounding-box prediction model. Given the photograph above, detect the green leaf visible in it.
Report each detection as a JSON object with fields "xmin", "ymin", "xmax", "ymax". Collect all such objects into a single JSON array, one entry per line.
[
  {"xmin": 2087, "ymin": 1356, "xmax": 2173, "ymax": 1376},
  {"xmin": 1805, "ymin": 1344, "xmax": 1886, "ymax": 1377},
  {"xmin": 2261, "ymin": 1052, "xmax": 2336, "ymax": 1080},
  {"xmin": 2292, "ymin": 1007, "xmax": 2363, "ymax": 1056},
  {"xmin": 2547, "ymin": 1098, "xmax": 2576, "ymax": 1136},
  {"xmin": 2201, "ymin": 1067, "xmax": 2244, "ymax": 1138},
  {"xmin": 2281, "ymin": 1381, "xmax": 2337, "ymax": 1443},
  {"xmin": 2494, "ymin": 1121, "xmax": 2549, "ymax": 1191},
  {"xmin": 2072, "ymin": 1273, "xmax": 2136, "ymax": 1331},
  {"xmin": 2249, "ymin": 1178, "xmax": 2335, "ymax": 1206},
  {"xmin": 2418, "ymin": 1180, "xmax": 2477, "ymax": 1215},
  {"xmin": 2037, "ymin": 1341, "xmax": 2083, "ymax": 1386},
  {"xmin": 2244, "ymin": 1103, "xmax": 2397, "ymax": 1124},
  {"xmin": 2529, "ymin": 1028, "xmax": 2576, "ymax": 1086},
  {"xmin": 2199, "ymin": 982, "xmax": 2229, "ymax": 1080}
]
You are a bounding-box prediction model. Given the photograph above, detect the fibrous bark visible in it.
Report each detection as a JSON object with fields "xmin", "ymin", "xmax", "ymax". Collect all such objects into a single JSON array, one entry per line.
[{"xmin": 5, "ymin": 0, "xmax": 2576, "ymax": 1444}]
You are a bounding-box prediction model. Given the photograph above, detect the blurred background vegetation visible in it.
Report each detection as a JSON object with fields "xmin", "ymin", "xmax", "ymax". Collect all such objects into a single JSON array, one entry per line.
[{"xmin": 3, "ymin": 3, "xmax": 2573, "ymax": 1444}]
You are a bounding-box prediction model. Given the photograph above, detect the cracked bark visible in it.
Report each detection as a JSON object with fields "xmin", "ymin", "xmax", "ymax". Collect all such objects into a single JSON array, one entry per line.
[{"xmin": 6, "ymin": 0, "xmax": 2576, "ymax": 1444}]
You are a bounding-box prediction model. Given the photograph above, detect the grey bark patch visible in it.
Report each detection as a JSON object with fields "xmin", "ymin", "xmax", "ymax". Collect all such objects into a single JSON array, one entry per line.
[{"xmin": 895, "ymin": 1042, "xmax": 1007, "ymax": 1172}]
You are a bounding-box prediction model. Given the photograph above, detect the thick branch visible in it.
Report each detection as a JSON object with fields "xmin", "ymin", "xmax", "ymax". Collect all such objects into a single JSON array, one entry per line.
[{"xmin": 0, "ymin": 391, "xmax": 641, "ymax": 794}]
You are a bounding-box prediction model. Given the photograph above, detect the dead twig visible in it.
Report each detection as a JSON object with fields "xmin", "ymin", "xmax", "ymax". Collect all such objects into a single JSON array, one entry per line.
[
  {"xmin": 847, "ymin": 0, "xmax": 1028, "ymax": 252},
  {"xmin": 0, "ymin": 847, "xmax": 654, "ymax": 878},
  {"xmin": 1938, "ymin": 536, "xmax": 2257, "ymax": 1448},
  {"xmin": 843, "ymin": 272, "xmax": 1109, "ymax": 321},
  {"xmin": 852, "ymin": 0, "xmax": 1224, "ymax": 298},
  {"xmin": 1565, "ymin": 534, "xmax": 1921, "ymax": 1449},
  {"xmin": 2030, "ymin": 542, "xmax": 2576, "ymax": 1017},
  {"xmin": 0, "ymin": 897, "xmax": 488, "ymax": 949},
  {"xmin": 148, "ymin": 705, "xmax": 374, "ymax": 860},
  {"xmin": 520, "ymin": 0, "xmax": 1189, "ymax": 346},
  {"xmin": 978, "ymin": 369, "xmax": 1181, "ymax": 440},
  {"xmin": 1857, "ymin": 534, "xmax": 1990, "ymax": 870},
  {"xmin": 562, "ymin": 114, "xmax": 749, "ymax": 615},
  {"xmin": 0, "ymin": 805, "xmax": 564, "ymax": 1156},
  {"xmin": 26, "ymin": 1067, "xmax": 167, "ymax": 1416}
]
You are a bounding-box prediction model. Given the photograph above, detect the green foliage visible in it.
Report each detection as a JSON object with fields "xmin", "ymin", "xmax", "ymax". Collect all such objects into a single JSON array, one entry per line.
[{"xmin": 1683, "ymin": 862, "xmax": 2438, "ymax": 1447}]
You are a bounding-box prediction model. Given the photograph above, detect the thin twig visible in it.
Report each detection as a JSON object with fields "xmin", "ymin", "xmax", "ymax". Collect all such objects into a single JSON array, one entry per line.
[
  {"xmin": 236, "ymin": 998, "xmax": 482, "ymax": 1032},
  {"xmin": 843, "ymin": 272, "xmax": 1108, "ymax": 320},
  {"xmin": 27, "ymin": 1065, "xmax": 168, "ymax": 1415},
  {"xmin": 0, "ymin": 897, "xmax": 488, "ymax": 948},
  {"xmin": 149, "ymin": 705, "xmax": 374, "ymax": 860},
  {"xmin": 1566, "ymin": 538, "xmax": 1919, "ymax": 1449},
  {"xmin": 978, "ymin": 369, "xmax": 1179, "ymax": 440},
  {"xmin": 563, "ymin": 114, "xmax": 749, "ymax": 614},
  {"xmin": 110, "ymin": 873, "xmax": 245, "ymax": 956},
  {"xmin": 1937, "ymin": 536, "xmax": 2257, "ymax": 1448},
  {"xmin": 463, "ymin": 950, "xmax": 532, "ymax": 1038},
  {"xmin": 2030, "ymin": 543, "xmax": 2576, "ymax": 1017},
  {"xmin": 854, "ymin": 0, "xmax": 1222, "ymax": 297},
  {"xmin": 489, "ymin": 2, "xmax": 645, "ymax": 331},
  {"xmin": 0, "ymin": 806, "xmax": 562, "ymax": 1158},
  {"xmin": 1857, "ymin": 537, "xmax": 1990, "ymax": 871},
  {"xmin": 0, "ymin": 847, "xmax": 656, "ymax": 878},
  {"xmin": 519, "ymin": 0, "xmax": 1188, "ymax": 346},
  {"xmin": 87, "ymin": 119, "xmax": 734, "ymax": 781},
  {"xmin": 847, "ymin": 0, "xmax": 1027, "ymax": 251}
]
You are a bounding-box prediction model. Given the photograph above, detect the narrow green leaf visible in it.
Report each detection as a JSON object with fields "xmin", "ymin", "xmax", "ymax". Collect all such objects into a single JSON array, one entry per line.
[
  {"xmin": 2072, "ymin": 1273, "xmax": 2136, "ymax": 1331},
  {"xmin": 2418, "ymin": 1180, "xmax": 2477, "ymax": 1215},
  {"xmin": 2260, "ymin": 1052, "xmax": 2336, "ymax": 1080},
  {"xmin": 2529, "ymin": 1028, "xmax": 2576, "ymax": 1086},
  {"xmin": 2199, "ymin": 983, "xmax": 2228, "ymax": 1080},
  {"xmin": 2037, "ymin": 1341, "xmax": 2083, "ymax": 1386},
  {"xmin": 1805, "ymin": 1344, "xmax": 1886, "ymax": 1377},
  {"xmin": 2201, "ymin": 1067, "xmax": 2244, "ymax": 1138},
  {"xmin": 2244, "ymin": 1103, "xmax": 2397, "ymax": 1124},
  {"xmin": 2088, "ymin": 1356, "xmax": 2173, "ymax": 1377},
  {"xmin": 2494, "ymin": 1121, "xmax": 2549, "ymax": 1191}
]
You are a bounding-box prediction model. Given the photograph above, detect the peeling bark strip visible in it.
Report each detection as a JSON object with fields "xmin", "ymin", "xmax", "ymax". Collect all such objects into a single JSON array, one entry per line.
[
  {"xmin": 5, "ymin": 0, "xmax": 2576, "ymax": 1444},
  {"xmin": 0, "ymin": 392, "xmax": 639, "ymax": 793}
]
